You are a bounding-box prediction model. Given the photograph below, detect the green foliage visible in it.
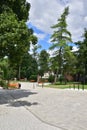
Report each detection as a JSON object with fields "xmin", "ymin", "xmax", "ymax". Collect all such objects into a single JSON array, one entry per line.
[
  {"xmin": 32, "ymin": 44, "xmax": 42, "ymax": 58},
  {"xmin": 29, "ymin": 75, "xmax": 37, "ymax": 81},
  {"xmin": 38, "ymin": 50, "xmax": 49, "ymax": 76},
  {"xmin": 58, "ymin": 75, "xmax": 65, "ymax": 83},
  {"xmin": 63, "ymin": 46, "xmax": 77, "ymax": 74},
  {"xmin": 48, "ymin": 75, "xmax": 55, "ymax": 83},
  {"xmin": 0, "ymin": 58, "xmax": 8, "ymax": 79},
  {"xmin": 0, "ymin": 1, "xmax": 38, "ymax": 80},
  {"xmin": 50, "ymin": 7, "xmax": 72, "ymax": 45},
  {"xmin": 0, "ymin": 11, "xmax": 30, "ymax": 62},
  {"xmin": 0, "ymin": 0, "xmax": 30, "ymax": 21},
  {"xmin": 49, "ymin": 56, "xmax": 59, "ymax": 74},
  {"xmin": 75, "ymin": 29, "xmax": 87, "ymax": 78},
  {"xmin": 20, "ymin": 53, "xmax": 38, "ymax": 79},
  {"xmin": 38, "ymin": 69, "xmax": 44, "ymax": 77},
  {"xmin": 0, "ymin": 80, "xmax": 8, "ymax": 89},
  {"xmin": 50, "ymin": 7, "xmax": 74, "ymax": 80}
]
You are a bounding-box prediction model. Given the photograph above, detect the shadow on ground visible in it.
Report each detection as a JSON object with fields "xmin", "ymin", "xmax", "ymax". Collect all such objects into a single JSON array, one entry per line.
[
  {"xmin": 8, "ymin": 100, "xmax": 38, "ymax": 107},
  {"xmin": 0, "ymin": 89, "xmax": 38, "ymax": 107}
]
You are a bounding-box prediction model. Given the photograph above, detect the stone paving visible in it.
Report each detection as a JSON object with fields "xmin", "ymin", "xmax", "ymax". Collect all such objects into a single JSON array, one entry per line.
[{"xmin": 0, "ymin": 82, "xmax": 87, "ymax": 130}]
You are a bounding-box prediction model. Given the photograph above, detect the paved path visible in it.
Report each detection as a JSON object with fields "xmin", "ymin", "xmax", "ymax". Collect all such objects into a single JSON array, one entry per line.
[{"xmin": 0, "ymin": 82, "xmax": 87, "ymax": 130}]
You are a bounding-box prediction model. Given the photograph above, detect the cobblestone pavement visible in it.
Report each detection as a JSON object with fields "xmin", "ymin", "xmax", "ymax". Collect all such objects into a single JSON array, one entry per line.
[{"xmin": 0, "ymin": 82, "xmax": 87, "ymax": 130}]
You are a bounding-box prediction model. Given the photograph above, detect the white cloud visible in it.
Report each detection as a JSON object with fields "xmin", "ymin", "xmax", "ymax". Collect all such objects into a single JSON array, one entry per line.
[
  {"xmin": 47, "ymin": 39, "xmax": 52, "ymax": 44},
  {"xmin": 27, "ymin": 0, "xmax": 64, "ymax": 33},
  {"xmin": 34, "ymin": 33, "xmax": 46, "ymax": 40},
  {"xmin": 47, "ymin": 48, "xmax": 58, "ymax": 57},
  {"xmin": 72, "ymin": 46, "xmax": 79, "ymax": 52},
  {"xmin": 47, "ymin": 49, "xmax": 54, "ymax": 57},
  {"xmin": 66, "ymin": 0, "xmax": 85, "ymax": 41},
  {"xmin": 29, "ymin": 43, "xmax": 40, "ymax": 54},
  {"xmin": 84, "ymin": 16, "xmax": 87, "ymax": 22},
  {"xmin": 27, "ymin": 0, "xmax": 87, "ymax": 42}
]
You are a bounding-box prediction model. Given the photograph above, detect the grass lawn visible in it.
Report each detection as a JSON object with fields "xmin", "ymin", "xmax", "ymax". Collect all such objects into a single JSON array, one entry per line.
[{"xmin": 45, "ymin": 82, "xmax": 87, "ymax": 90}]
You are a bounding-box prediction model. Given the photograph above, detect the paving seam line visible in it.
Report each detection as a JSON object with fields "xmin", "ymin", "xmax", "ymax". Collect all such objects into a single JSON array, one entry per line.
[
  {"xmin": 25, "ymin": 106, "xmax": 68, "ymax": 130},
  {"xmin": 9, "ymin": 92, "xmax": 68, "ymax": 130}
]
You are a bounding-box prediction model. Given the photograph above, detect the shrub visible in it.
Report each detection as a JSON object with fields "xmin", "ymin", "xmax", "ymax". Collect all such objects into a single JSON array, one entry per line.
[
  {"xmin": 58, "ymin": 75, "xmax": 65, "ymax": 83},
  {"xmin": 0, "ymin": 80, "xmax": 8, "ymax": 89},
  {"xmin": 38, "ymin": 78, "xmax": 47, "ymax": 83},
  {"xmin": 48, "ymin": 75, "xmax": 55, "ymax": 83},
  {"xmin": 29, "ymin": 75, "xmax": 37, "ymax": 82}
]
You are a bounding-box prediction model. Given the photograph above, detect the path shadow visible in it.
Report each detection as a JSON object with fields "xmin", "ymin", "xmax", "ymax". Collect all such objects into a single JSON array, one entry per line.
[
  {"xmin": 0, "ymin": 89, "xmax": 38, "ymax": 107},
  {"xmin": 7, "ymin": 100, "xmax": 38, "ymax": 107}
]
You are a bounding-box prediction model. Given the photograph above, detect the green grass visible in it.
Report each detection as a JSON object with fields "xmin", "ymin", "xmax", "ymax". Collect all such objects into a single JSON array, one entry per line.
[{"xmin": 45, "ymin": 83, "xmax": 87, "ymax": 90}]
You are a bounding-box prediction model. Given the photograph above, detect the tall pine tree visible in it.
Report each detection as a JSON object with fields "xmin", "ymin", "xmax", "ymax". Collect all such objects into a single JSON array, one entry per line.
[{"xmin": 50, "ymin": 7, "xmax": 72, "ymax": 82}]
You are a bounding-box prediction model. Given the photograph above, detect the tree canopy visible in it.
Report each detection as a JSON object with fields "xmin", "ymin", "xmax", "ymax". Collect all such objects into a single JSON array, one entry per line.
[
  {"xmin": 0, "ymin": 0, "xmax": 37, "ymax": 79},
  {"xmin": 75, "ymin": 29, "xmax": 87, "ymax": 77},
  {"xmin": 0, "ymin": 0, "xmax": 30, "ymax": 21}
]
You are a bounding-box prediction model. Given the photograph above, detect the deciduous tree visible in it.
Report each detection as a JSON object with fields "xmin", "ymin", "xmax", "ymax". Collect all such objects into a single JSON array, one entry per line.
[
  {"xmin": 38, "ymin": 50, "xmax": 49, "ymax": 77},
  {"xmin": 0, "ymin": 0, "xmax": 37, "ymax": 79}
]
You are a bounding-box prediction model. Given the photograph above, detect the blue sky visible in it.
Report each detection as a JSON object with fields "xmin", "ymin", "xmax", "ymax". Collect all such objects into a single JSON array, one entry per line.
[
  {"xmin": 26, "ymin": 0, "xmax": 87, "ymax": 54},
  {"xmin": 27, "ymin": 22, "xmax": 51, "ymax": 51}
]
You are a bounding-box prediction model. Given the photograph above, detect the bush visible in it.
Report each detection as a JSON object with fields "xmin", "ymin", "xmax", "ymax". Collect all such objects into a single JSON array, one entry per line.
[
  {"xmin": 58, "ymin": 75, "xmax": 65, "ymax": 83},
  {"xmin": 48, "ymin": 75, "xmax": 55, "ymax": 83},
  {"xmin": 38, "ymin": 78, "xmax": 48, "ymax": 83},
  {"xmin": 0, "ymin": 80, "xmax": 8, "ymax": 89},
  {"xmin": 29, "ymin": 75, "xmax": 37, "ymax": 82}
]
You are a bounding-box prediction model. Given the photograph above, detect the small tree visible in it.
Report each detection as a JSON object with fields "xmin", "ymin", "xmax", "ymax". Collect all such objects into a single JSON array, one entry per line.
[
  {"xmin": 21, "ymin": 53, "xmax": 38, "ymax": 79},
  {"xmin": 38, "ymin": 50, "xmax": 49, "ymax": 77}
]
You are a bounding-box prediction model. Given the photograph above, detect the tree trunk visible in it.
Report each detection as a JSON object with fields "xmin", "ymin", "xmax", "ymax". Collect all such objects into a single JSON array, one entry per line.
[{"xmin": 54, "ymin": 74, "xmax": 57, "ymax": 84}]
